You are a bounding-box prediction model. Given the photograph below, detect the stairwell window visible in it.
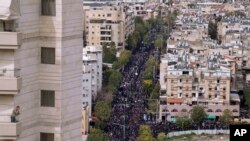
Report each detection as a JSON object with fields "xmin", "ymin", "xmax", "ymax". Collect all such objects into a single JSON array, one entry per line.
[
  {"xmin": 41, "ymin": 47, "xmax": 55, "ymax": 64},
  {"xmin": 40, "ymin": 132, "xmax": 54, "ymax": 141},
  {"xmin": 41, "ymin": 90, "xmax": 55, "ymax": 107},
  {"xmin": 41, "ymin": 0, "xmax": 56, "ymax": 16}
]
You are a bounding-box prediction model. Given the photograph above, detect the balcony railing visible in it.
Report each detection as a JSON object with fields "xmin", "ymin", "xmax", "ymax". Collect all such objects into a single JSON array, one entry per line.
[
  {"xmin": 0, "ymin": 68, "xmax": 20, "ymax": 78},
  {"xmin": 0, "ymin": 68, "xmax": 21, "ymax": 93},
  {"xmin": 0, "ymin": 121, "xmax": 21, "ymax": 139}
]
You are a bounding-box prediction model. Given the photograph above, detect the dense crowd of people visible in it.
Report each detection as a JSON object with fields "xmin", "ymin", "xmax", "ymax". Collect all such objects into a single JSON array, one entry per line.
[{"xmin": 107, "ymin": 29, "xmax": 156, "ymax": 141}]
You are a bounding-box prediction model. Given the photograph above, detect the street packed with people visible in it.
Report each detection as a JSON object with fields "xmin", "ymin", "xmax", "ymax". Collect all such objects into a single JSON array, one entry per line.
[{"xmin": 107, "ymin": 28, "xmax": 156, "ymax": 141}]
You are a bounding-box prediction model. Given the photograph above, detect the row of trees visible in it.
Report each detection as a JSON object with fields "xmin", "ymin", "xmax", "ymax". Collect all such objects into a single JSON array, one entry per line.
[
  {"xmin": 142, "ymin": 55, "xmax": 160, "ymax": 114},
  {"xmin": 127, "ymin": 17, "xmax": 153, "ymax": 50},
  {"xmin": 178, "ymin": 106, "xmax": 233, "ymax": 127}
]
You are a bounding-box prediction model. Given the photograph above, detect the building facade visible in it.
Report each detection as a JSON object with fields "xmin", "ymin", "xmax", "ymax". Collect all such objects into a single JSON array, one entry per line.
[
  {"xmin": 83, "ymin": 4, "xmax": 135, "ymax": 55},
  {"xmin": 0, "ymin": 0, "xmax": 83, "ymax": 140},
  {"xmin": 159, "ymin": 44, "xmax": 240, "ymax": 122}
]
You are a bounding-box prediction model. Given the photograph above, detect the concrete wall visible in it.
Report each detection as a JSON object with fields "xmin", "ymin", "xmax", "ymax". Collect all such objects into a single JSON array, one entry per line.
[{"xmin": 167, "ymin": 130, "xmax": 229, "ymax": 138}]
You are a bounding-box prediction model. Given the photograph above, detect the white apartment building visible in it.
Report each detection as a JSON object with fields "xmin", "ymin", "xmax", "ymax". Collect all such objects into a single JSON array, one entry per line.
[
  {"xmin": 81, "ymin": 46, "xmax": 102, "ymax": 138},
  {"xmin": 83, "ymin": 4, "xmax": 135, "ymax": 55},
  {"xmin": 82, "ymin": 65, "xmax": 92, "ymax": 116},
  {"xmin": 0, "ymin": 0, "xmax": 83, "ymax": 141},
  {"xmin": 82, "ymin": 46, "xmax": 102, "ymax": 112}
]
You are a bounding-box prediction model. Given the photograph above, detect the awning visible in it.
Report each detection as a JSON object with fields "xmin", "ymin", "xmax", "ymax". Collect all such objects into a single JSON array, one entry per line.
[
  {"xmin": 167, "ymin": 98, "xmax": 184, "ymax": 104},
  {"xmin": 0, "ymin": 0, "xmax": 20, "ymax": 20},
  {"xmin": 207, "ymin": 114, "xmax": 216, "ymax": 119}
]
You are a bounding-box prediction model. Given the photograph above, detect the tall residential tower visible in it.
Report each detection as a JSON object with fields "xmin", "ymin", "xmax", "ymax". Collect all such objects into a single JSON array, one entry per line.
[{"xmin": 0, "ymin": 0, "xmax": 83, "ymax": 140}]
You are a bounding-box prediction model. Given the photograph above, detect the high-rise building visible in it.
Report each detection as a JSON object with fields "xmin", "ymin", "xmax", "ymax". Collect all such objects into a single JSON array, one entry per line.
[{"xmin": 0, "ymin": 0, "xmax": 83, "ymax": 140}]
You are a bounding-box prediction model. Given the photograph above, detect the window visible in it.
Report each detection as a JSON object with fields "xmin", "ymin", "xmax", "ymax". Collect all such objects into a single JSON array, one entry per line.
[
  {"xmin": 192, "ymin": 86, "xmax": 196, "ymax": 90},
  {"xmin": 41, "ymin": 90, "xmax": 55, "ymax": 107},
  {"xmin": 40, "ymin": 132, "xmax": 54, "ymax": 141},
  {"xmin": 41, "ymin": 0, "xmax": 56, "ymax": 16},
  {"xmin": 209, "ymin": 88, "xmax": 212, "ymax": 91},
  {"xmin": 217, "ymin": 80, "xmax": 220, "ymax": 83},
  {"xmin": 41, "ymin": 47, "xmax": 55, "ymax": 64},
  {"xmin": 179, "ymin": 79, "xmax": 182, "ymax": 82},
  {"xmin": 107, "ymin": 13, "xmax": 111, "ymax": 17},
  {"xmin": 192, "ymin": 93, "xmax": 196, "ymax": 97}
]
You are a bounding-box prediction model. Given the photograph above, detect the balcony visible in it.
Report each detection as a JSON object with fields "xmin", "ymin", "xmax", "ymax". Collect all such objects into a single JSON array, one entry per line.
[
  {"xmin": 0, "ymin": 68, "xmax": 21, "ymax": 94},
  {"xmin": 0, "ymin": 122, "xmax": 21, "ymax": 140},
  {"xmin": 0, "ymin": 32, "xmax": 22, "ymax": 49}
]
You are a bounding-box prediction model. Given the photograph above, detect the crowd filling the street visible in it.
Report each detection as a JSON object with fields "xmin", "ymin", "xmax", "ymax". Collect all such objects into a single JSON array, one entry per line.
[{"xmin": 107, "ymin": 28, "xmax": 156, "ymax": 141}]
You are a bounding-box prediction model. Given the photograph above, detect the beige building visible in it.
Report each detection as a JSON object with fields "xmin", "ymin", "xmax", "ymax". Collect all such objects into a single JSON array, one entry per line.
[
  {"xmin": 159, "ymin": 47, "xmax": 240, "ymax": 121},
  {"xmin": 83, "ymin": 4, "xmax": 135, "ymax": 55},
  {"xmin": 0, "ymin": 0, "xmax": 83, "ymax": 141}
]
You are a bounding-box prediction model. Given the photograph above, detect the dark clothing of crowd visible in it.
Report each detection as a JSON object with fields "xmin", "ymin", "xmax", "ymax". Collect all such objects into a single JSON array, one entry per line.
[{"xmin": 107, "ymin": 29, "xmax": 156, "ymax": 141}]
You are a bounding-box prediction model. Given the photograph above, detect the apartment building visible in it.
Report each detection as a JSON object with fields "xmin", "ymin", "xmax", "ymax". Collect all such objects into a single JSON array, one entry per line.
[
  {"xmin": 0, "ymin": 0, "xmax": 83, "ymax": 141},
  {"xmin": 82, "ymin": 46, "xmax": 103, "ymax": 101},
  {"xmin": 159, "ymin": 43, "xmax": 240, "ymax": 121},
  {"xmin": 83, "ymin": 4, "xmax": 135, "ymax": 55}
]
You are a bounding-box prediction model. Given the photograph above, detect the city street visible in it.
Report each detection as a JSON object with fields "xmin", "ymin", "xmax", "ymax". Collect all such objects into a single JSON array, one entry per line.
[{"xmin": 107, "ymin": 29, "xmax": 156, "ymax": 141}]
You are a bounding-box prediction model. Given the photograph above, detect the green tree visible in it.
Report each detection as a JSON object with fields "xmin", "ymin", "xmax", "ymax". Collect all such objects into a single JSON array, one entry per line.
[
  {"xmin": 150, "ymin": 83, "xmax": 160, "ymax": 99},
  {"xmin": 164, "ymin": 11, "xmax": 177, "ymax": 28},
  {"xmin": 103, "ymin": 44, "xmax": 117, "ymax": 63},
  {"xmin": 113, "ymin": 50, "xmax": 131, "ymax": 69},
  {"xmin": 102, "ymin": 66, "xmax": 112, "ymax": 87},
  {"xmin": 137, "ymin": 125, "xmax": 154, "ymax": 141},
  {"xmin": 208, "ymin": 20, "xmax": 218, "ymax": 40},
  {"xmin": 157, "ymin": 132, "xmax": 166, "ymax": 141},
  {"xmin": 148, "ymin": 100, "xmax": 157, "ymax": 113},
  {"xmin": 86, "ymin": 128, "xmax": 108, "ymax": 141},
  {"xmin": 244, "ymin": 89, "xmax": 250, "ymax": 108},
  {"xmin": 176, "ymin": 117, "xmax": 192, "ymax": 130},
  {"xmin": 143, "ymin": 80, "xmax": 154, "ymax": 95},
  {"xmin": 94, "ymin": 101, "xmax": 111, "ymax": 121},
  {"xmin": 127, "ymin": 31, "xmax": 140, "ymax": 50},
  {"xmin": 135, "ymin": 16, "xmax": 144, "ymax": 25},
  {"xmin": 143, "ymin": 34, "xmax": 150, "ymax": 46},
  {"xmin": 191, "ymin": 106, "xmax": 207, "ymax": 124},
  {"xmin": 219, "ymin": 109, "xmax": 233, "ymax": 125},
  {"xmin": 154, "ymin": 37, "xmax": 163, "ymax": 51},
  {"xmin": 147, "ymin": 56, "xmax": 156, "ymax": 66},
  {"xmin": 127, "ymin": 33, "xmax": 137, "ymax": 50},
  {"xmin": 108, "ymin": 70, "xmax": 121, "ymax": 92},
  {"xmin": 136, "ymin": 23, "xmax": 147, "ymax": 37}
]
